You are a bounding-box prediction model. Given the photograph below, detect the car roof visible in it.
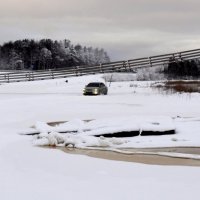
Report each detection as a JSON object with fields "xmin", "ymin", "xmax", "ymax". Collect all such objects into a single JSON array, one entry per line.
[
  {"xmin": 86, "ymin": 82, "xmax": 105, "ymax": 86},
  {"xmin": 88, "ymin": 82, "xmax": 104, "ymax": 84}
]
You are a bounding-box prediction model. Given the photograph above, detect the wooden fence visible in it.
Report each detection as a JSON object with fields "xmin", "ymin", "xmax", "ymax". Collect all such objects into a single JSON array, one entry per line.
[{"xmin": 0, "ymin": 48, "xmax": 200, "ymax": 83}]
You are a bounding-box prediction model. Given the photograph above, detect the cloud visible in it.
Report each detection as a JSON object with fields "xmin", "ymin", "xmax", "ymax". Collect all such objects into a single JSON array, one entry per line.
[{"xmin": 0, "ymin": 0, "xmax": 200, "ymax": 60}]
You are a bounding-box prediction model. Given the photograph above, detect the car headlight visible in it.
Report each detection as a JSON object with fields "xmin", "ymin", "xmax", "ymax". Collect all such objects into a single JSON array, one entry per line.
[{"xmin": 93, "ymin": 88, "xmax": 98, "ymax": 94}]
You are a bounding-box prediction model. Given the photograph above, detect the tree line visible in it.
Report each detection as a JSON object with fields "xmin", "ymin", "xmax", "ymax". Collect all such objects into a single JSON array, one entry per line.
[
  {"xmin": 164, "ymin": 58, "xmax": 200, "ymax": 78},
  {"xmin": 0, "ymin": 39, "xmax": 110, "ymax": 70}
]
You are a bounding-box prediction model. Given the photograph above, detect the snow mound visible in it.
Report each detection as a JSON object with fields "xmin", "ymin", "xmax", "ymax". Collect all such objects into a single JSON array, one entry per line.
[
  {"xmin": 33, "ymin": 132, "xmax": 129, "ymax": 148},
  {"xmin": 31, "ymin": 116, "xmax": 175, "ymax": 148},
  {"xmin": 32, "ymin": 116, "xmax": 175, "ymax": 136}
]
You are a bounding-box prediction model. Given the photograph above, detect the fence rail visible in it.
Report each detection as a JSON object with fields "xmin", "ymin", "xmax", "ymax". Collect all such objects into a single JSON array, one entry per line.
[{"xmin": 0, "ymin": 48, "xmax": 200, "ymax": 83}]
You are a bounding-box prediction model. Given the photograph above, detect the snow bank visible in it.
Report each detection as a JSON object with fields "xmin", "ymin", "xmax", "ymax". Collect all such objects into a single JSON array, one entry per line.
[
  {"xmin": 32, "ymin": 116, "xmax": 175, "ymax": 147},
  {"xmin": 32, "ymin": 116, "xmax": 175, "ymax": 135},
  {"xmin": 33, "ymin": 132, "xmax": 129, "ymax": 148}
]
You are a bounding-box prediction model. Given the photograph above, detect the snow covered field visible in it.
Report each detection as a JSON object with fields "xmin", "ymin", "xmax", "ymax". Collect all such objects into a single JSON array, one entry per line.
[{"xmin": 0, "ymin": 74, "xmax": 200, "ymax": 200}]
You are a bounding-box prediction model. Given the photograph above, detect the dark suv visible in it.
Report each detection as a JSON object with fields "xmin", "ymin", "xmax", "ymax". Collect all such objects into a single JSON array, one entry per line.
[{"xmin": 83, "ymin": 82, "xmax": 108, "ymax": 95}]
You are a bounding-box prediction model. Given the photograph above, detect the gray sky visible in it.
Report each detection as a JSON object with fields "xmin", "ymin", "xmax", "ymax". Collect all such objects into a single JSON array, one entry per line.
[{"xmin": 0, "ymin": 0, "xmax": 200, "ymax": 60}]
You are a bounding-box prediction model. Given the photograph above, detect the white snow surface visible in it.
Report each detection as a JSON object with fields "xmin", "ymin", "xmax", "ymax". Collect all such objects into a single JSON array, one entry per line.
[
  {"xmin": 34, "ymin": 115, "xmax": 175, "ymax": 134},
  {"xmin": 0, "ymin": 73, "xmax": 200, "ymax": 200}
]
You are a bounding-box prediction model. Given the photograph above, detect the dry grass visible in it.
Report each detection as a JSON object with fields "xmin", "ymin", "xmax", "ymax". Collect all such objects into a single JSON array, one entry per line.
[
  {"xmin": 165, "ymin": 80, "xmax": 200, "ymax": 85},
  {"xmin": 154, "ymin": 80, "xmax": 200, "ymax": 93}
]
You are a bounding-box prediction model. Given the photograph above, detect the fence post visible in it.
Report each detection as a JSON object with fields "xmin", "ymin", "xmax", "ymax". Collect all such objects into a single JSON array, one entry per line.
[
  {"xmin": 127, "ymin": 60, "xmax": 131, "ymax": 71},
  {"xmin": 179, "ymin": 52, "xmax": 182, "ymax": 61},
  {"xmin": 4, "ymin": 74, "xmax": 7, "ymax": 83},
  {"xmin": 123, "ymin": 61, "xmax": 127, "ymax": 71},
  {"xmin": 74, "ymin": 66, "xmax": 79, "ymax": 76},
  {"xmin": 50, "ymin": 70, "xmax": 54, "ymax": 79},
  {"xmin": 32, "ymin": 71, "xmax": 34, "ymax": 81},
  {"xmin": 149, "ymin": 57, "xmax": 152, "ymax": 67},
  {"xmin": 172, "ymin": 54, "xmax": 176, "ymax": 62},
  {"xmin": 99, "ymin": 63, "xmax": 103, "ymax": 73},
  {"xmin": 77, "ymin": 66, "xmax": 80, "ymax": 76}
]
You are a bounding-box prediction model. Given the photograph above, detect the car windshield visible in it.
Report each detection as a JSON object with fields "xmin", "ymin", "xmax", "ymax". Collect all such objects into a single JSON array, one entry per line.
[{"xmin": 87, "ymin": 83, "xmax": 101, "ymax": 87}]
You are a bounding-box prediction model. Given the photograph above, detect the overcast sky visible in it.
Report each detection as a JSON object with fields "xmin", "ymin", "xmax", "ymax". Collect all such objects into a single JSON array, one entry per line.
[{"xmin": 0, "ymin": 0, "xmax": 200, "ymax": 60}]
